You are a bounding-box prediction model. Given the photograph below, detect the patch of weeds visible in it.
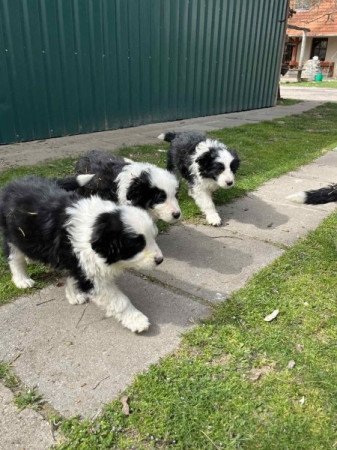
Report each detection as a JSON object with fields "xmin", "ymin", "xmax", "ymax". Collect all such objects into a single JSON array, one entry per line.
[
  {"xmin": 0, "ymin": 361, "xmax": 19, "ymax": 389},
  {"xmin": 14, "ymin": 387, "xmax": 44, "ymax": 411}
]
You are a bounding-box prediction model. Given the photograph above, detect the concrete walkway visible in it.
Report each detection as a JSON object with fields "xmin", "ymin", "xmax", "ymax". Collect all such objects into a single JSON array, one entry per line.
[
  {"xmin": 0, "ymin": 102, "xmax": 336, "ymax": 446},
  {"xmin": 280, "ymin": 85, "xmax": 337, "ymax": 102},
  {"xmin": 0, "ymin": 100, "xmax": 321, "ymax": 171}
]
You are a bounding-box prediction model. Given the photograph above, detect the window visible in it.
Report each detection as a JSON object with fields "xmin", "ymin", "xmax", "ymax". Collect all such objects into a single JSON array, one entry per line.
[{"xmin": 310, "ymin": 38, "xmax": 328, "ymax": 61}]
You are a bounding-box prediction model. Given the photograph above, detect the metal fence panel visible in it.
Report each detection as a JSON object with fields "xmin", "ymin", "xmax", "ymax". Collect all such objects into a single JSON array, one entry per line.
[{"xmin": 0, "ymin": 0, "xmax": 288, "ymax": 144}]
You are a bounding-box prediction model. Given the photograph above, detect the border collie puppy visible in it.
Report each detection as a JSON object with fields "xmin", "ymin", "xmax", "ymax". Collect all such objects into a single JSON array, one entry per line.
[
  {"xmin": 159, "ymin": 131, "xmax": 240, "ymax": 226},
  {"xmin": 74, "ymin": 150, "xmax": 181, "ymax": 223},
  {"xmin": 0, "ymin": 176, "xmax": 163, "ymax": 333},
  {"xmin": 287, "ymin": 184, "xmax": 337, "ymax": 205}
]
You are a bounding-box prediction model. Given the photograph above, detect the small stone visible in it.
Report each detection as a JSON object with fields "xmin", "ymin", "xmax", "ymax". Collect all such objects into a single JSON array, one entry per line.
[
  {"xmin": 264, "ymin": 309, "xmax": 279, "ymax": 322},
  {"xmin": 287, "ymin": 360, "xmax": 296, "ymax": 369},
  {"xmin": 296, "ymin": 343, "xmax": 304, "ymax": 352}
]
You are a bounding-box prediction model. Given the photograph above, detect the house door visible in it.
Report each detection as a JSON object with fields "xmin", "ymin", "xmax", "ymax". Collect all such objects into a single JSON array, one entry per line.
[{"xmin": 310, "ymin": 38, "xmax": 328, "ymax": 60}]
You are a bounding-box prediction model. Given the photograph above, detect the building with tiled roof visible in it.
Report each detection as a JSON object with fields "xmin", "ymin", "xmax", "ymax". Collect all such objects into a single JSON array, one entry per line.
[{"xmin": 284, "ymin": 0, "xmax": 337, "ymax": 77}]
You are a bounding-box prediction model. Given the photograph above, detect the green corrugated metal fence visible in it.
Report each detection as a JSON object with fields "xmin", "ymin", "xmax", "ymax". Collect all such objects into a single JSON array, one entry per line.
[{"xmin": 0, "ymin": 0, "xmax": 288, "ymax": 144}]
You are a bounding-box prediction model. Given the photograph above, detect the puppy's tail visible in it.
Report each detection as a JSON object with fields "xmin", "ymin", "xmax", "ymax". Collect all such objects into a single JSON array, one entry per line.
[
  {"xmin": 157, "ymin": 131, "xmax": 176, "ymax": 143},
  {"xmin": 55, "ymin": 174, "xmax": 95, "ymax": 191},
  {"xmin": 287, "ymin": 184, "xmax": 337, "ymax": 205}
]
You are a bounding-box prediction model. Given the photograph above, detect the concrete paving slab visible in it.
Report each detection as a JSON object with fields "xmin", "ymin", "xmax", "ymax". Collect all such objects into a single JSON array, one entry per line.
[
  {"xmin": 287, "ymin": 162, "xmax": 337, "ymax": 184},
  {"xmin": 0, "ymin": 384, "xmax": 54, "ymax": 450},
  {"xmin": 173, "ymin": 124, "xmax": 221, "ymax": 132},
  {"xmin": 142, "ymin": 224, "xmax": 283, "ymax": 303},
  {"xmin": 217, "ymin": 194, "xmax": 333, "ymax": 246},
  {"xmin": 252, "ymin": 174, "xmax": 337, "ymax": 213},
  {"xmin": 0, "ymin": 274, "xmax": 208, "ymax": 417},
  {"xmin": 204, "ymin": 119, "xmax": 254, "ymax": 128},
  {"xmin": 310, "ymin": 149, "xmax": 337, "ymax": 167}
]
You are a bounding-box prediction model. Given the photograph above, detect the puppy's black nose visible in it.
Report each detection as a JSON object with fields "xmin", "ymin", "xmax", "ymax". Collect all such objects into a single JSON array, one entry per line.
[
  {"xmin": 155, "ymin": 256, "xmax": 164, "ymax": 266},
  {"xmin": 226, "ymin": 181, "xmax": 233, "ymax": 186},
  {"xmin": 172, "ymin": 211, "xmax": 181, "ymax": 219}
]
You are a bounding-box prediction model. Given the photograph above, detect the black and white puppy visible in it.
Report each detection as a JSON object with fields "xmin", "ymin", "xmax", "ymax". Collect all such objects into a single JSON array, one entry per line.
[
  {"xmin": 159, "ymin": 131, "xmax": 240, "ymax": 226},
  {"xmin": 74, "ymin": 150, "xmax": 181, "ymax": 223},
  {"xmin": 287, "ymin": 184, "xmax": 337, "ymax": 205},
  {"xmin": 0, "ymin": 176, "xmax": 163, "ymax": 333}
]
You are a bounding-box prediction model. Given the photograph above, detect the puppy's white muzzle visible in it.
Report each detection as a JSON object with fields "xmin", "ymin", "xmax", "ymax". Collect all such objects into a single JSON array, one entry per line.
[
  {"xmin": 218, "ymin": 173, "xmax": 235, "ymax": 189},
  {"xmin": 152, "ymin": 199, "xmax": 181, "ymax": 223}
]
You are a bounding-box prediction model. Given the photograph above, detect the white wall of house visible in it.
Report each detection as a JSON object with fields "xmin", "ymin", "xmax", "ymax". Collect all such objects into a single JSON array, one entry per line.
[{"xmin": 296, "ymin": 36, "xmax": 337, "ymax": 76}]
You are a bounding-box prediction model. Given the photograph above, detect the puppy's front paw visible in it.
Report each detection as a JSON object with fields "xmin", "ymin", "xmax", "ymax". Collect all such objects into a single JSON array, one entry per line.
[
  {"xmin": 206, "ymin": 212, "xmax": 222, "ymax": 226},
  {"xmin": 121, "ymin": 310, "xmax": 150, "ymax": 333},
  {"xmin": 12, "ymin": 275, "xmax": 35, "ymax": 289},
  {"xmin": 66, "ymin": 288, "xmax": 88, "ymax": 305},
  {"xmin": 68, "ymin": 293, "xmax": 88, "ymax": 305}
]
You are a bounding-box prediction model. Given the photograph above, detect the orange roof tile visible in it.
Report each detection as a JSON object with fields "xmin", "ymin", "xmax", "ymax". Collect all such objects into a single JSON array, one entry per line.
[{"xmin": 288, "ymin": 0, "xmax": 337, "ymax": 36}]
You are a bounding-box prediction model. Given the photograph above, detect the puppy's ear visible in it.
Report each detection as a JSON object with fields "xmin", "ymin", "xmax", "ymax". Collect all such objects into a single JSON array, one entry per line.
[
  {"xmin": 91, "ymin": 211, "xmax": 146, "ymax": 264},
  {"xmin": 126, "ymin": 171, "xmax": 152, "ymax": 208},
  {"xmin": 195, "ymin": 147, "xmax": 218, "ymax": 170},
  {"xmin": 229, "ymin": 149, "xmax": 241, "ymax": 173},
  {"xmin": 91, "ymin": 211, "xmax": 123, "ymax": 264}
]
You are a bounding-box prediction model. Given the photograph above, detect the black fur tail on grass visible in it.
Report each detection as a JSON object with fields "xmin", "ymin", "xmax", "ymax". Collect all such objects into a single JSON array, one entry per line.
[
  {"xmin": 157, "ymin": 132, "xmax": 176, "ymax": 143},
  {"xmin": 55, "ymin": 174, "xmax": 95, "ymax": 191},
  {"xmin": 287, "ymin": 184, "xmax": 337, "ymax": 205}
]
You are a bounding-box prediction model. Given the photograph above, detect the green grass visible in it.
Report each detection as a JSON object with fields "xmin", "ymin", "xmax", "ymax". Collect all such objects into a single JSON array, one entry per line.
[
  {"xmin": 283, "ymin": 80, "xmax": 337, "ymax": 89},
  {"xmin": 57, "ymin": 211, "xmax": 337, "ymax": 450},
  {"xmin": 0, "ymin": 361, "xmax": 19, "ymax": 389},
  {"xmin": 14, "ymin": 387, "xmax": 43, "ymax": 411},
  {"xmin": 1, "ymin": 103, "xmax": 337, "ymax": 306}
]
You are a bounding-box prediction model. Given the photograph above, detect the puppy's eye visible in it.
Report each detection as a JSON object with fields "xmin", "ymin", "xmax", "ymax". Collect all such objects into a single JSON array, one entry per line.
[
  {"xmin": 213, "ymin": 162, "xmax": 225, "ymax": 175},
  {"xmin": 155, "ymin": 192, "xmax": 166, "ymax": 204}
]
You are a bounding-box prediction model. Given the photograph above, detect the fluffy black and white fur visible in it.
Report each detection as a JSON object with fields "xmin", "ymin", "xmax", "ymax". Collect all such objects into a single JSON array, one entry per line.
[
  {"xmin": 287, "ymin": 184, "xmax": 337, "ymax": 205},
  {"xmin": 73, "ymin": 150, "xmax": 181, "ymax": 223},
  {"xmin": 0, "ymin": 176, "xmax": 163, "ymax": 333},
  {"xmin": 159, "ymin": 131, "xmax": 240, "ymax": 226},
  {"xmin": 55, "ymin": 173, "xmax": 96, "ymax": 191}
]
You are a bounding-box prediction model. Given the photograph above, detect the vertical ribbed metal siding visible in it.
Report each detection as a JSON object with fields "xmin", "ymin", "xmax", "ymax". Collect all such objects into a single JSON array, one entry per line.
[{"xmin": 0, "ymin": 0, "xmax": 288, "ymax": 144}]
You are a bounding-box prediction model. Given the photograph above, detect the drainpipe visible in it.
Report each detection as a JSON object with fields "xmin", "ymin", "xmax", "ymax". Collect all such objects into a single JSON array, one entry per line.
[{"xmin": 297, "ymin": 30, "xmax": 307, "ymax": 81}]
